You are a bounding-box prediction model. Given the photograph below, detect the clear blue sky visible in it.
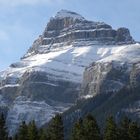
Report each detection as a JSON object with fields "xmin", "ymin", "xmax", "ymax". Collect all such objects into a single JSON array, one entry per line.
[{"xmin": 0, "ymin": 0, "xmax": 140, "ymax": 70}]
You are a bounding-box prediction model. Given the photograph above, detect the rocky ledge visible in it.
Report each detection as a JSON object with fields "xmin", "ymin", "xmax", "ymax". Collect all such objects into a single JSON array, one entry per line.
[{"xmin": 27, "ymin": 10, "xmax": 134, "ymax": 57}]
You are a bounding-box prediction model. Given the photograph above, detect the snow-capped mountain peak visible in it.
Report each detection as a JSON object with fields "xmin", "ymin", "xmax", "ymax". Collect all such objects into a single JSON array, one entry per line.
[
  {"xmin": 54, "ymin": 9, "xmax": 85, "ymax": 20},
  {"xmin": 0, "ymin": 10, "xmax": 139, "ymax": 135}
]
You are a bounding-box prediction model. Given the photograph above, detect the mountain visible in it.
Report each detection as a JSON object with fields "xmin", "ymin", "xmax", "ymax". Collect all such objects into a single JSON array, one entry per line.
[{"xmin": 0, "ymin": 9, "xmax": 139, "ymax": 135}]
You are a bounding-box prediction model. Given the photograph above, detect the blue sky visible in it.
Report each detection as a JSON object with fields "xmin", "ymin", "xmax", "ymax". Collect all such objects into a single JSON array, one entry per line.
[{"xmin": 0, "ymin": 0, "xmax": 140, "ymax": 70}]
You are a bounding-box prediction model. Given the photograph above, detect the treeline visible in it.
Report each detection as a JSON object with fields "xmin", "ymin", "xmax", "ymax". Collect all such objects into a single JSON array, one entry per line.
[
  {"xmin": 0, "ymin": 113, "xmax": 63, "ymax": 140},
  {"xmin": 0, "ymin": 113, "xmax": 140, "ymax": 140}
]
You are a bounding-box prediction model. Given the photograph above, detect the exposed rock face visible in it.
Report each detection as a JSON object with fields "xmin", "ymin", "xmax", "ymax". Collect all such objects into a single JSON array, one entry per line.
[
  {"xmin": 26, "ymin": 10, "xmax": 134, "ymax": 57},
  {"xmin": 116, "ymin": 28, "xmax": 133, "ymax": 43},
  {"xmin": 81, "ymin": 61, "xmax": 140, "ymax": 97},
  {"xmin": 0, "ymin": 9, "xmax": 138, "ymax": 134},
  {"xmin": 42, "ymin": 14, "xmax": 133, "ymax": 46},
  {"xmin": 130, "ymin": 63, "xmax": 140, "ymax": 87},
  {"xmin": 18, "ymin": 71, "xmax": 79, "ymax": 103},
  {"xmin": 82, "ymin": 62, "xmax": 127, "ymax": 96}
]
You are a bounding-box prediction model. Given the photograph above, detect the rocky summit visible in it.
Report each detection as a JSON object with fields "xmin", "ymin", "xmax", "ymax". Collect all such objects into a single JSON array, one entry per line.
[{"xmin": 0, "ymin": 10, "xmax": 139, "ymax": 134}]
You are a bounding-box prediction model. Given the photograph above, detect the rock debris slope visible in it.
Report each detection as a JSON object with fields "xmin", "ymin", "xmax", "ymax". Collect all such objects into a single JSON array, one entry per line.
[{"xmin": 0, "ymin": 9, "xmax": 139, "ymax": 134}]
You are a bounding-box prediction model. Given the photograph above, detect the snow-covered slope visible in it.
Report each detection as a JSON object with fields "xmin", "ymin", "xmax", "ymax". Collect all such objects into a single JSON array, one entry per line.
[
  {"xmin": 1, "ymin": 42, "xmax": 140, "ymax": 85},
  {"xmin": 0, "ymin": 10, "xmax": 138, "ymax": 134}
]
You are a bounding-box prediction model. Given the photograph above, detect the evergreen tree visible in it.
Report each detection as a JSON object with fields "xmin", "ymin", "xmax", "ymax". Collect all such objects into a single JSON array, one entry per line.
[
  {"xmin": 17, "ymin": 121, "xmax": 28, "ymax": 140},
  {"xmin": 13, "ymin": 134, "xmax": 18, "ymax": 140},
  {"xmin": 128, "ymin": 121, "xmax": 140, "ymax": 140},
  {"xmin": 104, "ymin": 116, "xmax": 118, "ymax": 140},
  {"xmin": 0, "ymin": 113, "xmax": 8, "ymax": 140},
  {"xmin": 47, "ymin": 114, "xmax": 64, "ymax": 140},
  {"xmin": 8, "ymin": 137, "xmax": 12, "ymax": 140},
  {"xmin": 71, "ymin": 118, "xmax": 84, "ymax": 140},
  {"xmin": 27, "ymin": 120, "xmax": 38, "ymax": 140},
  {"xmin": 119, "ymin": 117, "xmax": 131, "ymax": 140},
  {"xmin": 83, "ymin": 114, "xmax": 101, "ymax": 140},
  {"xmin": 38, "ymin": 128, "xmax": 47, "ymax": 140}
]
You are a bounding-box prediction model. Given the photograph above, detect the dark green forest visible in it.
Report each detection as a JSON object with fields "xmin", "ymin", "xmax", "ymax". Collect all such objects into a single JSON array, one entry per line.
[{"xmin": 0, "ymin": 113, "xmax": 140, "ymax": 140}]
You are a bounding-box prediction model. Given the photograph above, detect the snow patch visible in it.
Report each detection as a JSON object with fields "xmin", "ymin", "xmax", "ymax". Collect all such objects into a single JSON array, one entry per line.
[
  {"xmin": 0, "ymin": 84, "xmax": 19, "ymax": 90},
  {"xmin": 82, "ymin": 95, "xmax": 93, "ymax": 99},
  {"xmin": 7, "ymin": 96, "xmax": 71, "ymax": 135}
]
